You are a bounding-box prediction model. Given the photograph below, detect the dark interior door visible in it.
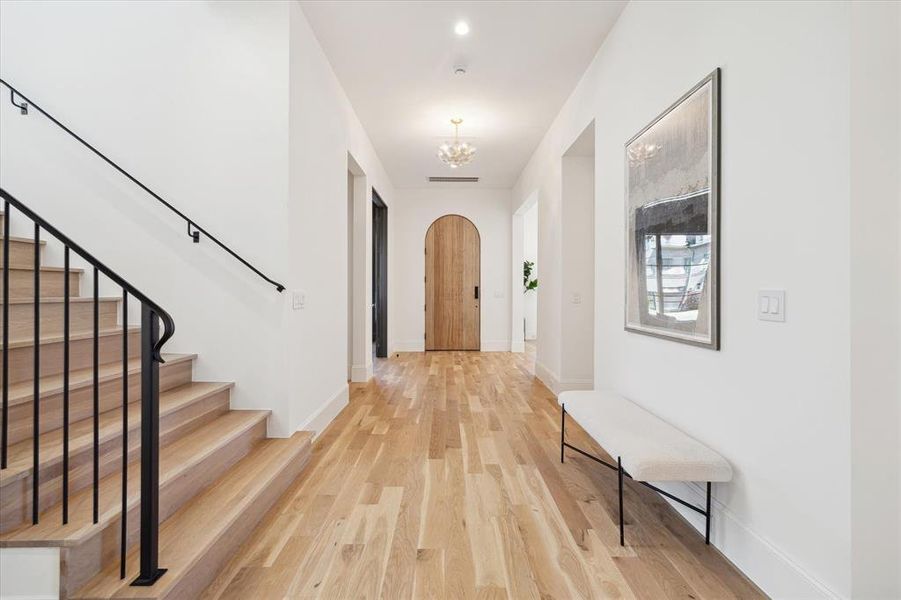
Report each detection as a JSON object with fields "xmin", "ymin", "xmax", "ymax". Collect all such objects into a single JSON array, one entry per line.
[{"xmin": 372, "ymin": 192, "xmax": 388, "ymax": 358}]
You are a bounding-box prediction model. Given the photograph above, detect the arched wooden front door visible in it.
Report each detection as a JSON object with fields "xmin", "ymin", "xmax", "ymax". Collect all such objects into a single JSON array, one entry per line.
[{"xmin": 425, "ymin": 215, "xmax": 480, "ymax": 350}]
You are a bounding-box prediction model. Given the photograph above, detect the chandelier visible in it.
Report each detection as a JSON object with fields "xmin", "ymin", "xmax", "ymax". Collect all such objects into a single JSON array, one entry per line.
[{"xmin": 437, "ymin": 118, "xmax": 476, "ymax": 169}]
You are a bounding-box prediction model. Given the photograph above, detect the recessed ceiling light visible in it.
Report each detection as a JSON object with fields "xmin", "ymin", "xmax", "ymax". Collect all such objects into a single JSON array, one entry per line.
[{"xmin": 454, "ymin": 21, "xmax": 470, "ymax": 36}]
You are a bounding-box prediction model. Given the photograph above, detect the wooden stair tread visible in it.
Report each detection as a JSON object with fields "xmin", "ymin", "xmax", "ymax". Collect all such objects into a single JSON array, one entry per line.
[
  {"xmin": 1, "ymin": 296, "xmax": 119, "ymax": 305},
  {"xmin": 1, "ymin": 326, "xmax": 139, "ymax": 350},
  {"xmin": 1, "ymin": 204, "xmax": 291, "ymax": 598},
  {"xmin": 0, "ymin": 381, "xmax": 235, "ymax": 485},
  {"xmin": 4, "ymin": 353, "xmax": 195, "ymax": 407},
  {"xmin": 0, "ymin": 265, "xmax": 84, "ymax": 273},
  {"xmin": 0, "ymin": 410, "xmax": 272, "ymax": 547},
  {"xmin": 72, "ymin": 431, "xmax": 313, "ymax": 599},
  {"xmin": 0, "ymin": 235, "xmax": 46, "ymax": 245}
]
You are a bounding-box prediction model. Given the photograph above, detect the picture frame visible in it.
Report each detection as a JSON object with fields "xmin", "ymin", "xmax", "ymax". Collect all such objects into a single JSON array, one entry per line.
[{"xmin": 624, "ymin": 68, "xmax": 720, "ymax": 349}]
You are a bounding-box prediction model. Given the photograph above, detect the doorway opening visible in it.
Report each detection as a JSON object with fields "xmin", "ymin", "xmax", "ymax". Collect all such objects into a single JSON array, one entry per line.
[
  {"xmin": 523, "ymin": 202, "xmax": 539, "ymax": 343},
  {"xmin": 560, "ymin": 121, "xmax": 595, "ymax": 391},
  {"xmin": 511, "ymin": 190, "xmax": 538, "ymax": 354},
  {"xmin": 425, "ymin": 214, "xmax": 481, "ymax": 350},
  {"xmin": 372, "ymin": 190, "xmax": 388, "ymax": 358}
]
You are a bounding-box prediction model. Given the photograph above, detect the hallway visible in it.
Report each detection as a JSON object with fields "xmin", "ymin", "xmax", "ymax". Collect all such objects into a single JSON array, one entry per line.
[{"xmin": 203, "ymin": 351, "xmax": 763, "ymax": 599}]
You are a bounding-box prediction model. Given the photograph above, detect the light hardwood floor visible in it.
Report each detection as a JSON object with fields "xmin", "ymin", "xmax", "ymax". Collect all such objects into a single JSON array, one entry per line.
[{"xmin": 203, "ymin": 349, "xmax": 765, "ymax": 599}]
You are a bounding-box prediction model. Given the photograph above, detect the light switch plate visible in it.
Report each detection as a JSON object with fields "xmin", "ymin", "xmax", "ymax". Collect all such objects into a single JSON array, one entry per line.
[
  {"xmin": 571, "ymin": 293, "xmax": 582, "ymax": 305},
  {"xmin": 292, "ymin": 291, "xmax": 306, "ymax": 310},
  {"xmin": 758, "ymin": 289, "xmax": 785, "ymax": 322}
]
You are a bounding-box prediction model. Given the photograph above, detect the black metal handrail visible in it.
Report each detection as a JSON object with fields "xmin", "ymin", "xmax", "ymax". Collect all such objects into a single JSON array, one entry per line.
[
  {"xmin": 1, "ymin": 187, "xmax": 168, "ymax": 586},
  {"xmin": 0, "ymin": 190, "xmax": 176, "ymax": 355},
  {"xmin": 0, "ymin": 77, "xmax": 285, "ymax": 292}
]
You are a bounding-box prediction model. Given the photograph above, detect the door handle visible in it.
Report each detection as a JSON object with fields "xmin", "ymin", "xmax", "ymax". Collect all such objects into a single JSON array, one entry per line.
[{"xmin": 474, "ymin": 286, "xmax": 479, "ymax": 299}]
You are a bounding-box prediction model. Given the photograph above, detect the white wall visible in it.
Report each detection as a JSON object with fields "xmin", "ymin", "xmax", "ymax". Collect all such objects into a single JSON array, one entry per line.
[
  {"xmin": 0, "ymin": 547, "xmax": 58, "ymax": 600},
  {"xmin": 523, "ymin": 203, "xmax": 539, "ymax": 340},
  {"xmin": 347, "ymin": 169, "xmax": 354, "ymax": 380},
  {"xmin": 0, "ymin": 1, "xmax": 395, "ymax": 439},
  {"xmin": 269, "ymin": 1, "xmax": 396, "ymax": 433},
  {"xmin": 534, "ymin": 171, "xmax": 563, "ymax": 390},
  {"xmin": 560, "ymin": 154, "xmax": 594, "ymax": 389},
  {"xmin": 849, "ymin": 2, "xmax": 901, "ymax": 598},
  {"xmin": 0, "ymin": 0, "xmax": 294, "ymax": 433},
  {"xmin": 513, "ymin": 2, "xmax": 860, "ymax": 597},
  {"xmin": 392, "ymin": 187, "xmax": 511, "ymax": 352}
]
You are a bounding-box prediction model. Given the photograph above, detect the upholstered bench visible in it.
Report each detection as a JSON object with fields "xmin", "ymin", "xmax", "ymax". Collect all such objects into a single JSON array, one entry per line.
[{"xmin": 558, "ymin": 390, "xmax": 732, "ymax": 546}]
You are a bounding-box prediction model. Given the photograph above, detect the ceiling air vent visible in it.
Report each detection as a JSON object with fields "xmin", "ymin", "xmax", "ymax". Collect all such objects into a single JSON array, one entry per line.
[{"xmin": 428, "ymin": 176, "xmax": 479, "ymax": 183}]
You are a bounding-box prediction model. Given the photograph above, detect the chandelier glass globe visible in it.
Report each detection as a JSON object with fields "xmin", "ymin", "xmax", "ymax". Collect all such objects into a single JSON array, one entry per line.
[{"xmin": 437, "ymin": 118, "xmax": 476, "ymax": 169}]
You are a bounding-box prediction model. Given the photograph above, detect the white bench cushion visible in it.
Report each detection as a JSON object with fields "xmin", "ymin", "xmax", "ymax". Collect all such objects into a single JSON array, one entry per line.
[{"xmin": 559, "ymin": 390, "xmax": 732, "ymax": 483}]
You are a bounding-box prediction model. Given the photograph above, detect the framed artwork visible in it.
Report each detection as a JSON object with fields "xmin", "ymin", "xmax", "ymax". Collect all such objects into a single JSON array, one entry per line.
[{"xmin": 624, "ymin": 69, "xmax": 720, "ymax": 349}]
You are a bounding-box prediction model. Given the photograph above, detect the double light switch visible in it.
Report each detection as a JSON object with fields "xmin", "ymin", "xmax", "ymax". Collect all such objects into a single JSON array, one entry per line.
[{"xmin": 758, "ymin": 290, "xmax": 785, "ymax": 322}]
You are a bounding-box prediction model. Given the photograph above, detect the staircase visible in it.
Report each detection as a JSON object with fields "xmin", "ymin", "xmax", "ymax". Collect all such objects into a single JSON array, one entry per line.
[{"xmin": 0, "ymin": 204, "xmax": 313, "ymax": 599}]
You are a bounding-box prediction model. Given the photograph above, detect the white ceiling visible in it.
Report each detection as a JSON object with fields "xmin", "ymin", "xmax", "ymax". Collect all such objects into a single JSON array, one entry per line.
[{"xmin": 299, "ymin": 1, "xmax": 626, "ymax": 189}]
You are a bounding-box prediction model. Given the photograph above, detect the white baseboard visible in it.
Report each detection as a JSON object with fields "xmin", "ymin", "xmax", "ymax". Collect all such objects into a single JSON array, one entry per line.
[
  {"xmin": 511, "ymin": 340, "xmax": 525, "ymax": 353},
  {"xmin": 557, "ymin": 378, "xmax": 593, "ymax": 393},
  {"xmin": 296, "ymin": 385, "xmax": 349, "ymax": 441},
  {"xmin": 350, "ymin": 362, "xmax": 372, "ymax": 382},
  {"xmin": 534, "ymin": 360, "xmax": 560, "ymax": 395},
  {"xmin": 394, "ymin": 340, "xmax": 513, "ymax": 352},
  {"xmin": 394, "ymin": 340, "xmax": 425, "ymax": 352},
  {"xmin": 0, "ymin": 547, "xmax": 59, "ymax": 600},
  {"xmin": 651, "ymin": 481, "xmax": 841, "ymax": 599},
  {"xmin": 481, "ymin": 339, "xmax": 511, "ymax": 352},
  {"xmin": 533, "ymin": 361, "xmax": 592, "ymax": 396}
]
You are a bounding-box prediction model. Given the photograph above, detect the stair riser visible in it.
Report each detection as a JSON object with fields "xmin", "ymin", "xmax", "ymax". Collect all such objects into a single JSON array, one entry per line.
[
  {"xmin": 157, "ymin": 390, "xmax": 233, "ymax": 447},
  {"xmin": 0, "ymin": 388, "xmax": 230, "ymax": 533},
  {"xmin": 0, "ymin": 300, "xmax": 119, "ymax": 343},
  {"xmin": 58, "ymin": 419, "xmax": 268, "ymax": 598},
  {"xmin": 3, "ymin": 359, "xmax": 193, "ymax": 446},
  {"xmin": 0, "ymin": 239, "xmax": 43, "ymax": 269},
  {"xmin": 164, "ymin": 443, "xmax": 311, "ymax": 600},
  {"xmin": 3, "ymin": 330, "xmax": 141, "ymax": 385},
  {"xmin": 3, "ymin": 268, "xmax": 81, "ymax": 299}
]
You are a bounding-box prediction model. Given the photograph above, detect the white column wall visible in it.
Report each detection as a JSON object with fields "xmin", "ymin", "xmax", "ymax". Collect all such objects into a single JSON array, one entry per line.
[{"xmin": 560, "ymin": 155, "xmax": 594, "ymax": 389}]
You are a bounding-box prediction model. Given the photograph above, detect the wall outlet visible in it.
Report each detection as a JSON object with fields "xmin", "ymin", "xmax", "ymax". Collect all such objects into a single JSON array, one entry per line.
[
  {"xmin": 292, "ymin": 291, "xmax": 306, "ymax": 310},
  {"xmin": 571, "ymin": 292, "xmax": 582, "ymax": 305},
  {"xmin": 758, "ymin": 289, "xmax": 785, "ymax": 322}
]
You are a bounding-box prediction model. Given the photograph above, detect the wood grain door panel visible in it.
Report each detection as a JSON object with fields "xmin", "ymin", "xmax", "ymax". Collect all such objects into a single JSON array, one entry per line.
[{"xmin": 425, "ymin": 215, "xmax": 480, "ymax": 350}]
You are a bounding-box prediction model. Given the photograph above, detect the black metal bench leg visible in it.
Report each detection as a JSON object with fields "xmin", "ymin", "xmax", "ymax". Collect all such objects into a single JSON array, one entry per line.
[
  {"xmin": 560, "ymin": 406, "xmax": 566, "ymax": 464},
  {"xmin": 705, "ymin": 482, "xmax": 712, "ymax": 545},
  {"xmin": 618, "ymin": 456, "xmax": 625, "ymax": 546}
]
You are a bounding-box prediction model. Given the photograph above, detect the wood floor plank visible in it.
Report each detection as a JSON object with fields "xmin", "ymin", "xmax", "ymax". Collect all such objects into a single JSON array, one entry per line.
[
  {"xmin": 202, "ymin": 348, "xmax": 766, "ymax": 600},
  {"xmin": 443, "ymin": 449, "xmax": 476, "ymax": 600}
]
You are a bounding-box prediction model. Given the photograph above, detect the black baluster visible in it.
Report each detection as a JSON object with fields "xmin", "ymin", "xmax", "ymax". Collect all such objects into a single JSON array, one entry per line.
[
  {"xmin": 93, "ymin": 267, "xmax": 99, "ymax": 524},
  {"xmin": 132, "ymin": 304, "xmax": 166, "ymax": 586},
  {"xmin": 2, "ymin": 200, "xmax": 9, "ymax": 469},
  {"xmin": 0, "ymin": 189, "xmax": 173, "ymax": 586},
  {"xmin": 618, "ymin": 456, "xmax": 624, "ymax": 546},
  {"xmin": 705, "ymin": 482, "xmax": 712, "ymax": 545},
  {"xmin": 62, "ymin": 246, "xmax": 70, "ymax": 524},
  {"xmin": 32, "ymin": 222, "xmax": 40, "ymax": 524},
  {"xmin": 120, "ymin": 289, "xmax": 128, "ymax": 579}
]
